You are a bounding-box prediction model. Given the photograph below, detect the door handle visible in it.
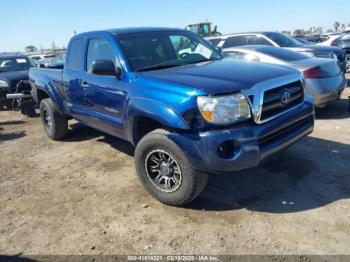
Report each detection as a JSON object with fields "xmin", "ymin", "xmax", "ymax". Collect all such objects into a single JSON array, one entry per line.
[{"xmin": 81, "ymin": 81, "xmax": 89, "ymax": 89}]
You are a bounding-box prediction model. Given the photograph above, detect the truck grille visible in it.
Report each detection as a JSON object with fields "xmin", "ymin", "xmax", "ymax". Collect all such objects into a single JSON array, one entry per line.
[
  {"xmin": 258, "ymin": 117, "xmax": 311, "ymax": 149},
  {"xmin": 260, "ymin": 81, "xmax": 304, "ymax": 121}
]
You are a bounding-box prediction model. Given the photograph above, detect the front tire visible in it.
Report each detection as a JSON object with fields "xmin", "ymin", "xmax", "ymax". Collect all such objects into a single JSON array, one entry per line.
[
  {"xmin": 134, "ymin": 129, "xmax": 207, "ymax": 206},
  {"xmin": 40, "ymin": 98, "xmax": 68, "ymax": 140}
]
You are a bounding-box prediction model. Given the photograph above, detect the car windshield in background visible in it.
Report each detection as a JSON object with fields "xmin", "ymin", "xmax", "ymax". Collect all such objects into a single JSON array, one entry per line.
[
  {"xmin": 259, "ymin": 47, "xmax": 309, "ymax": 61},
  {"xmin": 208, "ymin": 38, "xmax": 223, "ymax": 47},
  {"xmin": 0, "ymin": 57, "xmax": 31, "ymax": 72},
  {"xmin": 265, "ymin": 32, "xmax": 303, "ymax": 47},
  {"xmin": 339, "ymin": 33, "xmax": 350, "ymax": 41},
  {"xmin": 117, "ymin": 31, "xmax": 222, "ymax": 72}
]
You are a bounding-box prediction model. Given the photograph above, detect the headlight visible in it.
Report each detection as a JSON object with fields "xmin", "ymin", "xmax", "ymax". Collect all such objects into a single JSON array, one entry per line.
[
  {"xmin": 0, "ymin": 80, "xmax": 9, "ymax": 88},
  {"xmin": 300, "ymin": 51, "xmax": 315, "ymax": 57},
  {"xmin": 315, "ymin": 52, "xmax": 337, "ymax": 60},
  {"xmin": 197, "ymin": 93, "xmax": 251, "ymax": 124}
]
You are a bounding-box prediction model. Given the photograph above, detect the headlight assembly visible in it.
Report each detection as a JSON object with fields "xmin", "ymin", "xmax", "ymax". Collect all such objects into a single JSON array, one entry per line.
[
  {"xmin": 0, "ymin": 80, "xmax": 9, "ymax": 88},
  {"xmin": 197, "ymin": 93, "xmax": 251, "ymax": 125},
  {"xmin": 315, "ymin": 52, "xmax": 338, "ymax": 60}
]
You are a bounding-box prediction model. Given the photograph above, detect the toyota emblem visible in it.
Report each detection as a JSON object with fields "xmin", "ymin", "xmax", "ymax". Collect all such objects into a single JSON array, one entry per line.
[{"xmin": 281, "ymin": 90, "xmax": 291, "ymax": 105}]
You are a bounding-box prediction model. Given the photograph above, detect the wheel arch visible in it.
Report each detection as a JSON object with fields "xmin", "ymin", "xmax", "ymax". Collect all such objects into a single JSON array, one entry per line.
[{"xmin": 126, "ymin": 98, "xmax": 190, "ymax": 145}]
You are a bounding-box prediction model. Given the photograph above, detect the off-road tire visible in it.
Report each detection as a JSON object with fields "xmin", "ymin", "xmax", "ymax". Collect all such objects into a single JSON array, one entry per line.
[
  {"xmin": 40, "ymin": 98, "xmax": 68, "ymax": 140},
  {"xmin": 134, "ymin": 129, "xmax": 208, "ymax": 206}
]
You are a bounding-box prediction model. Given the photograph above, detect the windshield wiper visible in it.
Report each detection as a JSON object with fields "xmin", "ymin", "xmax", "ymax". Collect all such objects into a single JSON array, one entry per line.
[
  {"xmin": 182, "ymin": 58, "xmax": 213, "ymax": 65},
  {"xmin": 137, "ymin": 63, "xmax": 182, "ymax": 72}
]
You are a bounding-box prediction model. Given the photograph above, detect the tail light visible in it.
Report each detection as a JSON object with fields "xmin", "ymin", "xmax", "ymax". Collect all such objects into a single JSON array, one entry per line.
[
  {"xmin": 330, "ymin": 41, "xmax": 337, "ymax": 46},
  {"xmin": 303, "ymin": 67, "xmax": 330, "ymax": 79}
]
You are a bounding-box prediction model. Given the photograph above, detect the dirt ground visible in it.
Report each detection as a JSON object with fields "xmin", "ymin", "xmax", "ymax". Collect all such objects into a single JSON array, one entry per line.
[{"xmin": 0, "ymin": 76, "xmax": 350, "ymax": 256}]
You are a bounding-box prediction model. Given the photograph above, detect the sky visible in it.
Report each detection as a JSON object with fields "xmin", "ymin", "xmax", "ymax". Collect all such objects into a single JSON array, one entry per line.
[{"xmin": 1, "ymin": 0, "xmax": 350, "ymax": 52}]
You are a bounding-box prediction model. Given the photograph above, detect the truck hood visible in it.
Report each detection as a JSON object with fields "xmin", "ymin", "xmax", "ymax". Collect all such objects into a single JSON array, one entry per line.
[
  {"xmin": 138, "ymin": 58, "xmax": 298, "ymax": 95},
  {"xmin": 0, "ymin": 70, "xmax": 29, "ymax": 88}
]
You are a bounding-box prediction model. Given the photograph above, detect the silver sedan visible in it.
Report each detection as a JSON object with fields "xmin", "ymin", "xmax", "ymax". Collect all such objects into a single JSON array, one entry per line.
[{"xmin": 223, "ymin": 45, "xmax": 347, "ymax": 107}]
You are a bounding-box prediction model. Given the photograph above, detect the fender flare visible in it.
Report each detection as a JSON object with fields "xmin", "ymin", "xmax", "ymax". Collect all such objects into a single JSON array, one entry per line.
[
  {"xmin": 34, "ymin": 79, "xmax": 64, "ymax": 113},
  {"xmin": 126, "ymin": 97, "xmax": 190, "ymax": 144}
]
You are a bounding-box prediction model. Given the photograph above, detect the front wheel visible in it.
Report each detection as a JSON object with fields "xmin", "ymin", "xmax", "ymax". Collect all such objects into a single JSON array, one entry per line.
[{"xmin": 134, "ymin": 129, "xmax": 208, "ymax": 206}]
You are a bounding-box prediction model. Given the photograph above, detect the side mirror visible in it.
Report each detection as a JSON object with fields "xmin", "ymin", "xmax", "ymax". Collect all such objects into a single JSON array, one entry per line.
[
  {"xmin": 216, "ymin": 46, "xmax": 223, "ymax": 54},
  {"xmin": 92, "ymin": 60, "xmax": 122, "ymax": 78}
]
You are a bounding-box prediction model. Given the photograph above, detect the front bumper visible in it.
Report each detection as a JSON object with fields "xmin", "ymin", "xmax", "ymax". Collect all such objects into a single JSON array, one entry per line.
[
  {"xmin": 0, "ymin": 88, "xmax": 7, "ymax": 101},
  {"xmin": 304, "ymin": 74, "xmax": 346, "ymax": 107},
  {"xmin": 168, "ymin": 100, "xmax": 314, "ymax": 173}
]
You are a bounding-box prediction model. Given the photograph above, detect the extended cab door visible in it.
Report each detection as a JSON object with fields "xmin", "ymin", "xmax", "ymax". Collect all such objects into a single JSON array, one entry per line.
[
  {"xmin": 63, "ymin": 37, "xmax": 94, "ymax": 123},
  {"xmin": 80, "ymin": 38, "xmax": 127, "ymax": 137}
]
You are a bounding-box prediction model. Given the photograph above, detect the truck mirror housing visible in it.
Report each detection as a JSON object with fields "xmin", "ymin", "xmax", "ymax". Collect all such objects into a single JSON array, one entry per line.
[
  {"xmin": 92, "ymin": 60, "xmax": 121, "ymax": 78},
  {"xmin": 216, "ymin": 46, "xmax": 223, "ymax": 55}
]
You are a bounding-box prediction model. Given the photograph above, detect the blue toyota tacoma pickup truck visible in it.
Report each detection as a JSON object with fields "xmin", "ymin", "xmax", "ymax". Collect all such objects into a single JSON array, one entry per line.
[{"xmin": 29, "ymin": 27, "xmax": 314, "ymax": 206}]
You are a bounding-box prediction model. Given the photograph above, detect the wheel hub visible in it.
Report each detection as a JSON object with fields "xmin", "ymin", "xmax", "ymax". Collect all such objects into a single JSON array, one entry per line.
[
  {"xmin": 43, "ymin": 110, "xmax": 52, "ymax": 128},
  {"xmin": 145, "ymin": 150, "xmax": 182, "ymax": 193},
  {"xmin": 159, "ymin": 161, "xmax": 172, "ymax": 175}
]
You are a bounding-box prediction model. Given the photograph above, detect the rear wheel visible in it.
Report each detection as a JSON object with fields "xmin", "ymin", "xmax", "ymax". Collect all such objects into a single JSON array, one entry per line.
[
  {"xmin": 134, "ymin": 129, "xmax": 208, "ymax": 206},
  {"xmin": 40, "ymin": 98, "xmax": 68, "ymax": 140}
]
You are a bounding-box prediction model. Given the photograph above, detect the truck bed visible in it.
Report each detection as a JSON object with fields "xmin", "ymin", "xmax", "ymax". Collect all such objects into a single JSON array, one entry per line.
[{"xmin": 29, "ymin": 67, "xmax": 64, "ymax": 104}]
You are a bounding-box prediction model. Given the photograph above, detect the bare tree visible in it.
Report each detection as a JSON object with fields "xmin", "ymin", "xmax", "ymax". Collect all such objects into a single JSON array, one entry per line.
[{"xmin": 51, "ymin": 41, "xmax": 56, "ymax": 51}]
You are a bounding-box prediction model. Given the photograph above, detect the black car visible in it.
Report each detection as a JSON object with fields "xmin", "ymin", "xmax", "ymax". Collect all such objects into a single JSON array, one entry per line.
[
  {"xmin": 331, "ymin": 33, "xmax": 350, "ymax": 71},
  {"xmin": 306, "ymin": 34, "xmax": 324, "ymax": 43},
  {"xmin": 0, "ymin": 53, "xmax": 32, "ymax": 109}
]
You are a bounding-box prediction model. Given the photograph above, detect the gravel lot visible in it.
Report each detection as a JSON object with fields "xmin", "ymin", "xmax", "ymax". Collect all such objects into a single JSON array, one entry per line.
[{"xmin": 0, "ymin": 75, "xmax": 349, "ymax": 255}]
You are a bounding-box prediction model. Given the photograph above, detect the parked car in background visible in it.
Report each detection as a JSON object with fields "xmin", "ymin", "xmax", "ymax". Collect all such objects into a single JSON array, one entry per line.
[
  {"xmin": 206, "ymin": 32, "xmax": 347, "ymax": 72},
  {"xmin": 28, "ymin": 27, "xmax": 314, "ymax": 206},
  {"xmin": 223, "ymin": 46, "xmax": 346, "ymax": 107},
  {"xmin": 293, "ymin": 37, "xmax": 313, "ymax": 45},
  {"xmin": 0, "ymin": 53, "xmax": 32, "ymax": 109},
  {"xmin": 294, "ymin": 35, "xmax": 324, "ymax": 44},
  {"xmin": 330, "ymin": 33, "xmax": 350, "ymax": 71},
  {"xmin": 29, "ymin": 54, "xmax": 57, "ymax": 62},
  {"xmin": 318, "ymin": 34, "xmax": 342, "ymax": 46},
  {"xmin": 294, "ymin": 34, "xmax": 307, "ymax": 41},
  {"xmin": 305, "ymin": 34, "xmax": 324, "ymax": 43},
  {"xmin": 37, "ymin": 56, "xmax": 65, "ymax": 69}
]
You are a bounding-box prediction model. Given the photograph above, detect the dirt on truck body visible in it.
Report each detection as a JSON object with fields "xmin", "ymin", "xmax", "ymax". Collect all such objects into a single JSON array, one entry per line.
[{"xmin": 0, "ymin": 80, "xmax": 350, "ymax": 255}]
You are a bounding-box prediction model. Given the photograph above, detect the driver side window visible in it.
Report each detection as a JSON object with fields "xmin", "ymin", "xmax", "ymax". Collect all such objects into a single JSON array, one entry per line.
[{"xmin": 86, "ymin": 38, "xmax": 116, "ymax": 73}]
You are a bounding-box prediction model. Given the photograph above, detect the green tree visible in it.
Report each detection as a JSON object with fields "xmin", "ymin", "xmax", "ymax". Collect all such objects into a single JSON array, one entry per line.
[
  {"xmin": 24, "ymin": 45, "xmax": 37, "ymax": 52},
  {"xmin": 333, "ymin": 22, "xmax": 340, "ymax": 32},
  {"xmin": 293, "ymin": 29, "xmax": 304, "ymax": 35},
  {"xmin": 341, "ymin": 24, "xmax": 346, "ymax": 32}
]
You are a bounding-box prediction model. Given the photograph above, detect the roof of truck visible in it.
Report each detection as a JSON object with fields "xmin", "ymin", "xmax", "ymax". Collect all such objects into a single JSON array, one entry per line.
[{"xmin": 75, "ymin": 27, "xmax": 185, "ymax": 38}]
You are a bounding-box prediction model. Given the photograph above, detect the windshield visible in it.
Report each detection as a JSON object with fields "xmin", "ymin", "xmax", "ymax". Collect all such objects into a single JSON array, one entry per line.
[
  {"xmin": 0, "ymin": 57, "xmax": 32, "ymax": 72},
  {"xmin": 265, "ymin": 32, "xmax": 304, "ymax": 47},
  {"xmin": 117, "ymin": 31, "xmax": 222, "ymax": 72},
  {"xmin": 339, "ymin": 33, "xmax": 350, "ymax": 41}
]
